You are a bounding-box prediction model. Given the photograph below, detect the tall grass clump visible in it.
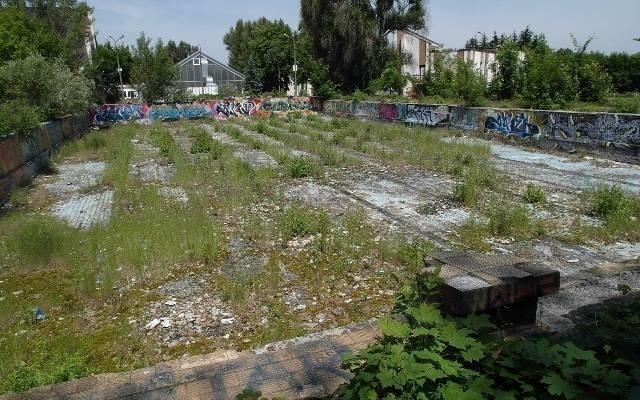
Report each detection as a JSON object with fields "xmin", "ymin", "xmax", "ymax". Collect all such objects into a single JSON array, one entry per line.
[
  {"xmin": 588, "ymin": 185, "xmax": 640, "ymax": 237},
  {"xmin": 279, "ymin": 204, "xmax": 330, "ymax": 242}
]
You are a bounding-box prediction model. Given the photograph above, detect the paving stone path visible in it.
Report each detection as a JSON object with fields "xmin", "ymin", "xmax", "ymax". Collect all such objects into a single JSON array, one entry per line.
[
  {"xmin": 44, "ymin": 161, "xmax": 113, "ymax": 229},
  {"xmin": 1, "ymin": 323, "xmax": 378, "ymax": 400},
  {"xmin": 200, "ymin": 125, "xmax": 279, "ymax": 169},
  {"xmin": 50, "ymin": 190, "xmax": 114, "ymax": 229}
]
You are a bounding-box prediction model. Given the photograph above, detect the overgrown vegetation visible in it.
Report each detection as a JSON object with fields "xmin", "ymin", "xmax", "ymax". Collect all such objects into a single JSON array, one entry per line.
[
  {"xmin": 336, "ymin": 273, "xmax": 640, "ymax": 399},
  {"xmin": 523, "ymin": 183, "xmax": 546, "ymax": 204}
]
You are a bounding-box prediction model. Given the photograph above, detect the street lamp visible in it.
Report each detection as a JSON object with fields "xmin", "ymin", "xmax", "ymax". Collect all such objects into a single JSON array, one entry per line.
[
  {"xmin": 108, "ymin": 34, "xmax": 125, "ymax": 102},
  {"xmin": 284, "ymin": 32, "xmax": 298, "ymax": 97}
]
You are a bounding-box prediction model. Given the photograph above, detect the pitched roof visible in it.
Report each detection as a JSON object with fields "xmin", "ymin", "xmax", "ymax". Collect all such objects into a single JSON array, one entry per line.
[
  {"xmin": 178, "ymin": 50, "xmax": 246, "ymax": 79},
  {"xmin": 401, "ymin": 30, "xmax": 443, "ymax": 47}
]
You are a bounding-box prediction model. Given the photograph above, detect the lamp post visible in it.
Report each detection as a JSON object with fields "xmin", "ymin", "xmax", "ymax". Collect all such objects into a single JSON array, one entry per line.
[
  {"xmin": 108, "ymin": 34, "xmax": 125, "ymax": 102},
  {"xmin": 284, "ymin": 32, "xmax": 298, "ymax": 97}
]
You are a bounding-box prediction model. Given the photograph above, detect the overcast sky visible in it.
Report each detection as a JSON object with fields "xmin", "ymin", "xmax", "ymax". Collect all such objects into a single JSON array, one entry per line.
[{"xmin": 87, "ymin": 0, "xmax": 640, "ymax": 63}]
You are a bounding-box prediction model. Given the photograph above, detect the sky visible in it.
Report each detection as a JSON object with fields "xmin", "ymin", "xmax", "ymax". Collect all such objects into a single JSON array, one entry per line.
[{"xmin": 87, "ymin": 0, "xmax": 640, "ymax": 63}]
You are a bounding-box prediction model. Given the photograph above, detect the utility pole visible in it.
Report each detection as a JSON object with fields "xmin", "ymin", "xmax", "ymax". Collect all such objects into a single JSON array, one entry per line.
[
  {"xmin": 284, "ymin": 32, "xmax": 298, "ymax": 97},
  {"xmin": 109, "ymin": 34, "xmax": 125, "ymax": 102}
]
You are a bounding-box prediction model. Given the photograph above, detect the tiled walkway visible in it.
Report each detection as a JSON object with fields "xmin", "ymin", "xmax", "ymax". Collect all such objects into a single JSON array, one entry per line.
[{"xmin": 1, "ymin": 323, "xmax": 379, "ymax": 400}]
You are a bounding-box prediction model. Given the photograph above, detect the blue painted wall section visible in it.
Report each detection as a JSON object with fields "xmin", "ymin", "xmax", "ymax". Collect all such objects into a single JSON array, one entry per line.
[{"xmin": 322, "ymin": 100, "xmax": 640, "ymax": 153}]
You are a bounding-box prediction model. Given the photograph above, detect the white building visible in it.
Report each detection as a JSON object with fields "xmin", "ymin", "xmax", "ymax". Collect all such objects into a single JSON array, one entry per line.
[
  {"xmin": 387, "ymin": 30, "xmax": 443, "ymax": 94},
  {"xmin": 450, "ymin": 49, "xmax": 497, "ymax": 82}
]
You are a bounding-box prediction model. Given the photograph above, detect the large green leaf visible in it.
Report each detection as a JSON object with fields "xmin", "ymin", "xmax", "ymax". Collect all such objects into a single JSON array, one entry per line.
[
  {"xmin": 460, "ymin": 342, "xmax": 486, "ymax": 362},
  {"xmin": 379, "ymin": 317, "xmax": 411, "ymax": 338},
  {"xmin": 541, "ymin": 372, "xmax": 580, "ymax": 399},
  {"xmin": 408, "ymin": 304, "xmax": 443, "ymax": 325},
  {"xmin": 440, "ymin": 323, "xmax": 475, "ymax": 349}
]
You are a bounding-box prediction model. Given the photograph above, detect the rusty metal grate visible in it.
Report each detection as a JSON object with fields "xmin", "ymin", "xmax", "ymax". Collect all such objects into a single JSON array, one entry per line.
[{"xmin": 431, "ymin": 251, "xmax": 526, "ymax": 274}]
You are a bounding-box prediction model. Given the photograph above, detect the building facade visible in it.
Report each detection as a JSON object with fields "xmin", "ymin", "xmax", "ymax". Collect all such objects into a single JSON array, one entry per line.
[
  {"xmin": 387, "ymin": 30, "xmax": 443, "ymax": 94},
  {"xmin": 178, "ymin": 50, "xmax": 245, "ymax": 96}
]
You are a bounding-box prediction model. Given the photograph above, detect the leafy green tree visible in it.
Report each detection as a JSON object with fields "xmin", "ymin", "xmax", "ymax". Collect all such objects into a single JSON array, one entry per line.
[
  {"xmin": 130, "ymin": 33, "xmax": 182, "ymax": 103},
  {"xmin": 223, "ymin": 18, "xmax": 270, "ymax": 74},
  {"xmin": 0, "ymin": 54, "xmax": 92, "ymax": 120},
  {"xmin": 84, "ymin": 43, "xmax": 133, "ymax": 103},
  {"xmin": 0, "ymin": 7, "xmax": 65, "ymax": 62},
  {"xmin": 1, "ymin": 0, "xmax": 94, "ymax": 69},
  {"xmin": 224, "ymin": 19, "xmax": 313, "ymax": 93},
  {"xmin": 166, "ymin": 40, "xmax": 198, "ymax": 64},
  {"xmin": 488, "ymin": 39, "xmax": 523, "ymax": 100},
  {"xmin": 520, "ymin": 46, "xmax": 577, "ymax": 109},
  {"xmin": 603, "ymin": 52, "xmax": 640, "ymax": 93},
  {"xmin": 246, "ymin": 20, "xmax": 294, "ymax": 92},
  {"xmin": 300, "ymin": 0, "xmax": 427, "ymax": 93},
  {"xmin": 453, "ymin": 58, "xmax": 487, "ymax": 106}
]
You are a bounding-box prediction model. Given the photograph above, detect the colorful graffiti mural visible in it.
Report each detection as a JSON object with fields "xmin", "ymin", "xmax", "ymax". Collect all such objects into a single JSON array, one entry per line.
[
  {"xmin": 91, "ymin": 98, "xmax": 316, "ymax": 125},
  {"xmin": 484, "ymin": 112, "xmax": 541, "ymax": 138},
  {"xmin": 93, "ymin": 104, "xmax": 148, "ymax": 125},
  {"xmin": 318, "ymin": 100, "xmax": 640, "ymax": 152},
  {"xmin": 405, "ymin": 104, "xmax": 450, "ymax": 126}
]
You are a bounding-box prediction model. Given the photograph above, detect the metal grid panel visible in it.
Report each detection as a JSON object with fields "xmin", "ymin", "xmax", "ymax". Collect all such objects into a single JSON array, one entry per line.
[{"xmin": 431, "ymin": 251, "xmax": 524, "ymax": 274}]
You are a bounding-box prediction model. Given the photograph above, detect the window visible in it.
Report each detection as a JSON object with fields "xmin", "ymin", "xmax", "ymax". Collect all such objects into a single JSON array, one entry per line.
[
  {"xmin": 419, "ymin": 65, "xmax": 426, "ymax": 76},
  {"xmin": 193, "ymin": 58, "xmax": 200, "ymax": 66}
]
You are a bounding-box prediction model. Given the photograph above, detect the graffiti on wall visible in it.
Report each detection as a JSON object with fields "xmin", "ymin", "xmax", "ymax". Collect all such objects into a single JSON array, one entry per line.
[
  {"xmin": 260, "ymin": 98, "xmax": 312, "ymax": 112},
  {"xmin": 93, "ymin": 104, "xmax": 148, "ymax": 125},
  {"xmin": 584, "ymin": 115, "xmax": 640, "ymax": 146},
  {"xmin": 350, "ymin": 101, "xmax": 380, "ymax": 119},
  {"xmin": 378, "ymin": 103, "xmax": 398, "ymax": 121},
  {"xmin": 213, "ymin": 100, "xmax": 257, "ymax": 118},
  {"xmin": 450, "ymin": 108, "xmax": 480, "ymax": 131},
  {"xmin": 484, "ymin": 112, "xmax": 541, "ymax": 138},
  {"xmin": 405, "ymin": 104, "xmax": 450, "ymax": 126},
  {"xmin": 149, "ymin": 103, "xmax": 213, "ymax": 121},
  {"xmin": 323, "ymin": 100, "xmax": 350, "ymax": 116}
]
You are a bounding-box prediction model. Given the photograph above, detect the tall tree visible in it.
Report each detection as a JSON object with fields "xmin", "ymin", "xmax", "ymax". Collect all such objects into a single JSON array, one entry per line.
[
  {"xmin": 130, "ymin": 33, "xmax": 181, "ymax": 103},
  {"xmin": 1, "ymin": 0, "xmax": 93, "ymax": 69},
  {"xmin": 223, "ymin": 18, "xmax": 270, "ymax": 74},
  {"xmin": 166, "ymin": 40, "xmax": 198, "ymax": 63},
  {"xmin": 224, "ymin": 18, "xmax": 300, "ymax": 93},
  {"xmin": 85, "ymin": 43, "xmax": 133, "ymax": 103},
  {"xmin": 300, "ymin": 0, "xmax": 427, "ymax": 93}
]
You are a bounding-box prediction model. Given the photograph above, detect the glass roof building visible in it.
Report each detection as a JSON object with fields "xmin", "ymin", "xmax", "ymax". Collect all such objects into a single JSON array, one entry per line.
[{"xmin": 178, "ymin": 50, "xmax": 245, "ymax": 96}]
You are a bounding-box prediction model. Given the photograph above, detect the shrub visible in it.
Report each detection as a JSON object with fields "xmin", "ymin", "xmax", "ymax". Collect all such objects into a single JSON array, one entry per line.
[
  {"xmin": 0, "ymin": 54, "xmax": 92, "ymax": 120},
  {"xmin": 453, "ymin": 59, "xmax": 487, "ymax": 106},
  {"xmin": 523, "ymin": 183, "xmax": 546, "ymax": 204},
  {"xmin": 395, "ymin": 239, "xmax": 435, "ymax": 274},
  {"xmin": 590, "ymin": 185, "xmax": 629, "ymax": 219},
  {"xmin": 0, "ymin": 101, "xmax": 41, "ymax": 136}
]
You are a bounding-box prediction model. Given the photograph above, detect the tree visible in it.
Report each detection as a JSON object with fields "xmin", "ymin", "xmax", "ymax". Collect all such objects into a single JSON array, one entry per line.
[
  {"xmin": 85, "ymin": 43, "xmax": 133, "ymax": 103},
  {"xmin": 224, "ymin": 18, "xmax": 298, "ymax": 93},
  {"xmin": 166, "ymin": 40, "xmax": 198, "ymax": 64},
  {"xmin": 130, "ymin": 33, "xmax": 182, "ymax": 103},
  {"xmin": 223, "ymin": 18, "xmax": 270, "ymax": 74},
  {"xmin": 0, "ymin": 53, "xmax": 92, "ymax": 120},
  {"xmin": 488, "ymin": 39, "xmax": 523, "ymax": 100},
  {"xmin": 1, "ymin": 0, "xmax": 94, "ymax": 69},
  {"xmin": 520, "ymin": 45, "xmax": 577, "ymax": 109},
  {"xmin": 0, "ymin": 7, "xmax": 65, "ymax": 63},
  {"xmin": 300, "ymin": 0, "xmax": 427, "ymax": 93}
]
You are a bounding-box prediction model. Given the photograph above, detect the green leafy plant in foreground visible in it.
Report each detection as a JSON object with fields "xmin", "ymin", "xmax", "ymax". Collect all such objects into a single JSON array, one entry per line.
[{"xmin": 335, "ymin": 274, "xmax": 640, "ymax": 400}]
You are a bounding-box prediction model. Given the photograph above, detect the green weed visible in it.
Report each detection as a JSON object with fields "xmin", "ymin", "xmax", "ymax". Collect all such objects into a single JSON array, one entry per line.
[
  {"xmin": 524, "ymin": 183, "xmax": 546, "ymax": 204},
  {"xmin": 279, "ymin": 204, "xmax": 330, "ymax": 242},
  {"xmin": 284, "ymin": 156, "xmax": 320, "ymax": 178}
]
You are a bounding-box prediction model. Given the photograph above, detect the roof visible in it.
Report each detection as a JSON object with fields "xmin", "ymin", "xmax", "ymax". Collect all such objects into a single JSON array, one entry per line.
[
  {"xmin": 178, "ymin": 50, "xmax": 246, "ymax": 79},
  {"xmin": 400, "ymin": 30, "xmax": 443, "ymax": 47}
]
